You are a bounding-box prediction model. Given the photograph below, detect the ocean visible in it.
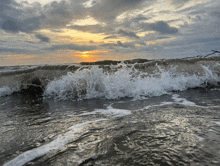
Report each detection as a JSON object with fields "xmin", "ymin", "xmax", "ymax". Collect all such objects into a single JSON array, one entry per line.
[{"xmin": 1, "ymin": 56, "xmax": 220, "ymax": 166}]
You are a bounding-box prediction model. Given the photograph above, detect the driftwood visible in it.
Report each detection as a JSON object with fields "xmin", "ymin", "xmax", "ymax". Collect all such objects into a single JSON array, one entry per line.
[{"xmin": 203, "ymin": 50, "xmax": 220, "ymax": 58}]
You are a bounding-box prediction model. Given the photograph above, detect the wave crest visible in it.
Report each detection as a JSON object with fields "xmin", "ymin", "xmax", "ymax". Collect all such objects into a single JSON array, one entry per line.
[{"xmin": 44, "ymin": 63, "xmax": 220, "ymax": 100}]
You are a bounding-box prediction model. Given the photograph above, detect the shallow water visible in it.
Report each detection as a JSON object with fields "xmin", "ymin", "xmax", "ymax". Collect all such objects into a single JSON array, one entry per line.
[{"xmin": 1, "ymin": 88, "xmax": 220, "ymax": 166}]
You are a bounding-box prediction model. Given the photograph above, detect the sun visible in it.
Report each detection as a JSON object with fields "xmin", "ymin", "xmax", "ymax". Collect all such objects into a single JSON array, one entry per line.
[
  {"xmin": 82, "ymin": 54, "xmax": 89, "ymax": 58},
  {"xmin": 75, "ymin": 50, "xmax": 109, "ymax": 62},
  {"xmin": 81, "ymin": 51, "xmax": 90, "ymax": 58}
]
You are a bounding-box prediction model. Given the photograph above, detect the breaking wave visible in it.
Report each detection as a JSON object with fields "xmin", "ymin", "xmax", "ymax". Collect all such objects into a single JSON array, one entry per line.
[
  {"xmin": 44, "ymin": 64, "xmax": 220, "ymax": 100},
  {"xmin": 1, "ymin": 57, "xmax": 220, "ymax": 99}
]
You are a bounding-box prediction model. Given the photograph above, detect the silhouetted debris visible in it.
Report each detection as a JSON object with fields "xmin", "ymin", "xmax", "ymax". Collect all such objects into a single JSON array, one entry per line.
[
  {"xmin": 80, "ymin": 59, "xmax": 151, "ymax": 65},
  {"xmin": 203, "ymin": 50, "xmax": 220, "ymax": 58}
]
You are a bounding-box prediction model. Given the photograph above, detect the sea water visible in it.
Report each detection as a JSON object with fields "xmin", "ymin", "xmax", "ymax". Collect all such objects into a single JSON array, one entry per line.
[{"xmin": 1, "ymin": 57, "xmax": 220, "ymax": 166}]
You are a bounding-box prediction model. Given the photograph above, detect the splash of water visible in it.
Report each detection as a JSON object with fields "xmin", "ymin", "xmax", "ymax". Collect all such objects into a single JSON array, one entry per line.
[{"xmin": 44, "ymin": 64, "xmax": 220, "ymax": 100}]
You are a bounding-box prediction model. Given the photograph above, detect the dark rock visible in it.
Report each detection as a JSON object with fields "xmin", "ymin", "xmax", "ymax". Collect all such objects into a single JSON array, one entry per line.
[{"xmin": 21, "ymin": 78, "xmax": 44, "ymax": 96}]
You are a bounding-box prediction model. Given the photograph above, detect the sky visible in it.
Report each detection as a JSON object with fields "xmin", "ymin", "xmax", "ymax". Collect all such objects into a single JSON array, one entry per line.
[{"xmin": 0, "ymin": 0, "xmax": 220, "ymax": 65}]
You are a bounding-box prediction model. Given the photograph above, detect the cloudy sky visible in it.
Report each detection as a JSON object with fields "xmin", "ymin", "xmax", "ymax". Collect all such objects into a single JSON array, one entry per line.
[{"xmin": 0, "ymin": 0, "xmax": 220, "ymax": 65}]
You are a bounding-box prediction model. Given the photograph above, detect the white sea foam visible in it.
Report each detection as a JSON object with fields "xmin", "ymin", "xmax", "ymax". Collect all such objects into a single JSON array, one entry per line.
[
  {"xmin": 3, "ymin": 119, "xmax": 107, "ymax": 166},
  {"xmin": 171, "ymin": 94, "xmax": 197, "ymax": 106},
  {"xmin": 142, "ymin": 102, "xmax": 174, "ymax": 110},
  {"xmin": 140, "ymin": 94, "xmax": 207, "ymax": 110},
  {"xmin": 171, "ymin": 94, "xmax": 208, "ymax": 108},
  {"xmin": 44, "ymin": 64, "xmax": 220, "ymax": 100},
  {"xmin": 75, "ymin": 105, "xmax": 131, "ymax": 117},
  {"xmin": 0, "ymin": 86, "xmax": 15, "ymax": 97}
]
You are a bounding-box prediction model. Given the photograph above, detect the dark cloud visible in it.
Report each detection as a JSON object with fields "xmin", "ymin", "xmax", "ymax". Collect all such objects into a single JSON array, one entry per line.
[
  {"xmin": 101, "ymin": 41, "xmax": 135, "ymax": 48},
  {"xmin": 117, "ymin": 14, "xmax": 151, "ymax": 30},
  {"xmin": 136, "ymin": 40, "xmax": 146, "ymax": 45},
  {"xmin": 118, "ymin": 29, "xmax": 140, "ymax": 39},
  {"xmin": 0, "ymin": 0, "xmax": 87, "ymax": 33},
  {"xmin": 140, "ymin": 21, "xmax": 178, "ymax": 34},
  {"xmin": 104, "ymin": 35, "xmax": 118, "ymax": 40},
  {"xmin": 0, "ymin": 47, "xmax": 28, "ymax": 54},
  {"xmin": 170, "ymin": 0, "xmax": 190, "ymax": 7},
  {"xmin": 1, "ymin": 16, "xmax": 44, "ymax": 33},
  {"xmin": 211, "ymin": 11, "xmax": 220, "ymax": 19},
  {"xmin": 117, "ymin": 41, "xmax": 124, "ymax": 47},
  {"xmin": 0, "ymin": 0, "xmax": 42, "ymax": 33},
  {"xmin": 35, "ymin": 34, "xmax": 50, "ymax": 43},
  {"xmin": 0, "ymin": 0, "xmax": 22, "ymax": 32},
  {"xmin": 46, "ymin": 44, "xmax": 97, "ymax": 52},
  {"xmin": 131, "ymin": 14, "xmax": 150, "ymax": 23},
  {"xmin": 24, "ymin": 40, "xmax": 37, "ymax": 44},
  {"xmin": 41, "ymin": 1, "xmax": 87, "ymax": 29},
  {"xmin": 0, "ymin": 0, "xmax": 20, "ymax": 13},
  {"xmin": 89, "ymin": 0, "xmax": 150, "ymax": 21},
  {"xmin": 179, "ymin": 21, "xmax": 189, "ymax": 28},
  {"xmin": 20, "ymin": 16, "xmax": 44, "ymax": 33},
  {"xmin": 2, "ymin": 20, "xmax": 19, "ymax": 32}
]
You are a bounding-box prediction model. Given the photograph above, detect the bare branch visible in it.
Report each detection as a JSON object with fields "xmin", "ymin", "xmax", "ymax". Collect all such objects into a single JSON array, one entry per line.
[{"xmin": 204, "ymin": 50, "xmax": 220, "ymax": 58}]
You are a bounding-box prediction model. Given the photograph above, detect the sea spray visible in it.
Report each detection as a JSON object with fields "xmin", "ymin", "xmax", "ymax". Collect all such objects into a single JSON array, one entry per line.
[{"xmin": 44, "ymin": 63, "xmax": 220, "ymax": 100}]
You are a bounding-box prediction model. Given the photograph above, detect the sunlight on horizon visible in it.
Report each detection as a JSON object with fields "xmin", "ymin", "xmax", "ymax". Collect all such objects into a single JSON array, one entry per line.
[{"xmin": 77, "ymin": 50, "xmax": 110, "ymax": 62}]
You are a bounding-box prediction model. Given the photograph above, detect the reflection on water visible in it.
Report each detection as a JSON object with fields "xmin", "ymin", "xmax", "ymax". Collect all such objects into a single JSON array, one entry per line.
[{"xmin": 1, "ymin": 89, "xmax": 220, "ymax": 166}]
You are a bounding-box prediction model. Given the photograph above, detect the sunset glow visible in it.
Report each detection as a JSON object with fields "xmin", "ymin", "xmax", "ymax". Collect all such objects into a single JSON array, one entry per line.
[
  {"xmin": 0, "ymin": 0, "xmax": 219, "ymax": 65},
  {"xmin": 80, "ymin": 51, "xmax": 91, "ymax": 58}
]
